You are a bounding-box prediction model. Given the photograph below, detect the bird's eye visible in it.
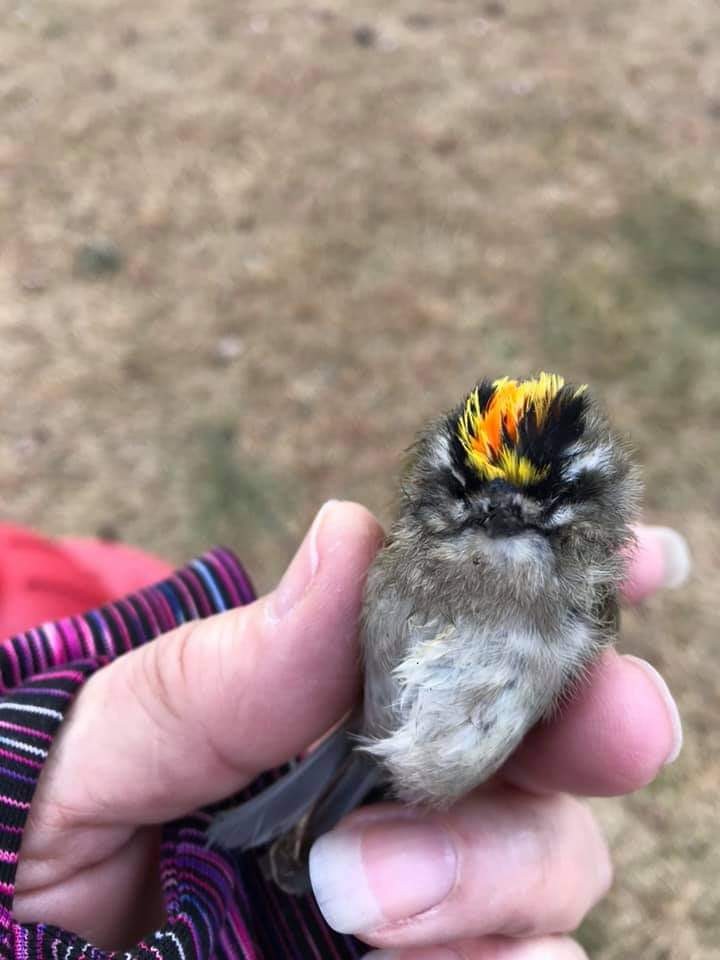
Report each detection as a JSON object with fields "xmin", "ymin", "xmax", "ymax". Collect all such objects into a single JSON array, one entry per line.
[
  {"xmin": 545, "ymin": 504, "xmax": 576, "ymax": 528},
  {"xmin": 563, "ymin": 471, "xmax": 606, "ymax": 504}
]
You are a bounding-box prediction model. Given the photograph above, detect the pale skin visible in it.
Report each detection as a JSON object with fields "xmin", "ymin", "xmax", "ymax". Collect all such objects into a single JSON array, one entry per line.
[{"xmin": 14, "ymin": 502, "xmax": 684, "ymax": 959}]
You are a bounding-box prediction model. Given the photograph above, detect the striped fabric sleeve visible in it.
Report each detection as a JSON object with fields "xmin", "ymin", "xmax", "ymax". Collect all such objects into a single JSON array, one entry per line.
[{"xmin": 0, "ymin": 548, "xmax": 366, "ymax": 960}]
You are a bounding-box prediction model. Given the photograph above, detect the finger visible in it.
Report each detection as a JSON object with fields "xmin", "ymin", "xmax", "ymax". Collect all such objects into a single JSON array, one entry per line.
[
  {"xmin": 502, "ymin": 648, "xmax": 682, "ymax": 796},
  {"xmin": 621, "ymin": 524, "xmax": 691, "ymax": 604},
  {"xmin": 31, "ymin": 501, "xmax": 384, "ymax": 826},
  {"xmin": 365, "ymin": 935, "xmax": 588, "ymax": 960},
  {"xmin": 309, "ymin": 790, "xmax": 611, "ymax": 946}
]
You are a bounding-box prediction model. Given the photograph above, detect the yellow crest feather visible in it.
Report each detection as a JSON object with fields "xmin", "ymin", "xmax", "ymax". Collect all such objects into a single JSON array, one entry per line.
[{"xmin": 457, "ymin": 373, "xmax": 585, "ymax": 486}]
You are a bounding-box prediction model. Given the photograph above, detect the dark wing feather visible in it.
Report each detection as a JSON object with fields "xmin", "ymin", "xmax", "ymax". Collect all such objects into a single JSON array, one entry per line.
[
  {"xmin": 264, "ymin": 749, "xmax": 382, "ymax": 895},
  {"xmin": 207, "ymin": 724, "xmax": 354, "ymax": 851}
]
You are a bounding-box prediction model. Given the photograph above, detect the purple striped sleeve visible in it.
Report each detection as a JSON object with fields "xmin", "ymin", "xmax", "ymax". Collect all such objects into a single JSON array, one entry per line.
[{"xmin": 0, "ymin": 548, "xmax": 366, "ymax": 960}]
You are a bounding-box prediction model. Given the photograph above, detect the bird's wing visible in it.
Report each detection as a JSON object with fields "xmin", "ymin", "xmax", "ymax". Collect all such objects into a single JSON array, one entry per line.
[
  {"xmin": 206, "ymin": 722, "xmax": 355, "ymax": 851},
  {"xmin": 263, "ymin": 748, "xmax": 382, "ymax": 894}
]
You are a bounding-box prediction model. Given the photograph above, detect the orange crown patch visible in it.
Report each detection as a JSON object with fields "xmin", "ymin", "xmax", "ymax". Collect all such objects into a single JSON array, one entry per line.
[{"xmin": 457, "ymin": 373, "xmax": 585, "ymax": 486}]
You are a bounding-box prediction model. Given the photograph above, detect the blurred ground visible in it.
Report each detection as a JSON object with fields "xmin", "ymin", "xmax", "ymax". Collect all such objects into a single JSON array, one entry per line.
[{"xmin": 1, "ymin": 1, "xmax": 718, "ymax": 956}]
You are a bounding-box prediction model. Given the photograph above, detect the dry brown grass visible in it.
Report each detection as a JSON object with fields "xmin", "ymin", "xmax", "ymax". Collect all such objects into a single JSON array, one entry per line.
[{"xmin": 1, "ymin": 1, "xmax": 718, "ymax": 955}]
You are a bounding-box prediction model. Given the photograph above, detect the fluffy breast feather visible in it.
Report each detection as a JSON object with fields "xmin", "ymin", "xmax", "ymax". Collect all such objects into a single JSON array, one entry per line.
[{"xmin": 360, "ymin": 605, "xmax": 601, "ymax": 806}]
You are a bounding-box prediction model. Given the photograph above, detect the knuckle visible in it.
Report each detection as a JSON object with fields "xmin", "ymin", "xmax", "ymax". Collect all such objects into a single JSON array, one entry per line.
[
  {"xmin": 133, "ymin": 624, "xmax": 198, "ymax": 732},
  {"xmin": 519, "ymin": 794, "xmax": 610, "ymax": 933},
  {"xmin": 496, "ymin": 906, "xmax": 547, "ymax": 938},
  {"xmin": 552, "ymin": 894, "xmax": 591, "ymax": 934}
]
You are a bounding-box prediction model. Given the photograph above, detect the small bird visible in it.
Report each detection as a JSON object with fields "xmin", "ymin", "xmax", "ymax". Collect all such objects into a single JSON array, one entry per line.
[{"xmin": 208, "ymin": 373, "xmax": 641, "ymax": 893}]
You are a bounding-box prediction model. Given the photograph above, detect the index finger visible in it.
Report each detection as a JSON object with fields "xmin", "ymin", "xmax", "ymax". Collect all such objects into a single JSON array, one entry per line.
[
  {"xmin": 501, "ymin": 524, "xmax": 688, "ymax": 796},
  {"xmin": 621, "ymin": 524, "xmax": 691, "ymax": 604},
  {"xmin": 502, "ymin": 648, "xmax": 682, "ymax": 796}
]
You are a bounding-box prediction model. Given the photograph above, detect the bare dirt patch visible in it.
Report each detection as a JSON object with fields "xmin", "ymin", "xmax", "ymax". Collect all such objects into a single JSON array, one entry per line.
[{"xmin": 2, "ymin": 2, "xmax": 718, "ymax": 955}]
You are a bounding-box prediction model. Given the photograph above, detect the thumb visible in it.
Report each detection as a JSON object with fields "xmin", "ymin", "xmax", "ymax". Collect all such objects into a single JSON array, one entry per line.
[{"xmin": 32, "ymin": 501, "xmax": 384, "ymax": 826}]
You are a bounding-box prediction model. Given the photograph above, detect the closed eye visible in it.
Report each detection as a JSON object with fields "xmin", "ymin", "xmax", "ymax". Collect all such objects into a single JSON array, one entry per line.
[
  {"xmin": 562, "ymin": 471, "xmax": 607, "ymax": 503},
  {"xmin": 442, "ymin": 468, "xmax": 468, "ymax": 501},
  {"xmin": 562, "ymin": 443, "xmax": 613, "ymax": 481},
  {"xmin": 544, "ymin": 504, "xmax": 576, "ymax": 527}
]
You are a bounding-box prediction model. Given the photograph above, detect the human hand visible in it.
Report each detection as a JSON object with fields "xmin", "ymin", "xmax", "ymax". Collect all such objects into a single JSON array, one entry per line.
[
  {"xmin": 308, "ymin": 520, "xmax": 687, "ymax": 960},
  {"xmin": 12, "ymin": 503, "xmax": 686, "ymax": 957}
]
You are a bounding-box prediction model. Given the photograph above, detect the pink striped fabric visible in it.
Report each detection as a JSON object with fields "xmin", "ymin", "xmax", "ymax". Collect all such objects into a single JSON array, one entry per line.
[{"xmin": 0, "ymin": 548, "xmax": 365, "ymax": 959}]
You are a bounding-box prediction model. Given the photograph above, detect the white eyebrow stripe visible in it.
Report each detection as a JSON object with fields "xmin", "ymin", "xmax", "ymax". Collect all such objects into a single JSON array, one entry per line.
[
  {"xmin": 431, "ymin": 432, "xmax": 468, "ymax": 487},
  {"xmin": 430, "ymin": 432, "xmax": 452, "ymax": 468},
  {"xmin": 562, "ymin": 443, "xmax": 613, "ymax": 480}
]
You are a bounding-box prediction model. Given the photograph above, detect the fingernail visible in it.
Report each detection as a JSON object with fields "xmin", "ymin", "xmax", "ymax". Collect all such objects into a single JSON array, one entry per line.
[
  {"xmin": 309, "ymin": 819, "xmax": 457, "ymax": 934},
  {"xmin": 625, "ymin": 656, "xmax": 683, "ymax": 764},
  {"xmin": 514, "ymin": 939, "xmax": 590, "ymax": 959},
  {"xmin": 646, "ymin": 526, "xmax": 692, "ymax": 589},
  {"xmin": 365, "ymin": 951, "xmax": 459, "ymax": 960},
  {"xmin": 502, "ymin": 940, "xmax": 590, "ymax": 959},
  {"xmin": 269, "ymin": 500, "xmax": 338, "ymax": 619},
  {"xmin": 365, "ymin": 942, "xmax": 586, "ymax": 960}
]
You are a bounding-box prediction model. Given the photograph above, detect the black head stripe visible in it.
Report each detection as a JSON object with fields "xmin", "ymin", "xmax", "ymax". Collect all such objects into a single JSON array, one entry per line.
[
  {"xmin": 518, "ymin": 387, "xmax": 587, "ymax": 466},
  {"xmin": 446, "ymin": 381, "xmax": 590, "ymax": 499},
  {"xmin": 473, "ymin": 379, "xmax": 497, "ymax": 412}
]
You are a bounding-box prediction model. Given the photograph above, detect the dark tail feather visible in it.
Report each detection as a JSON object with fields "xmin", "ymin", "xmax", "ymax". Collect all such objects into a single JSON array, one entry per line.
[
  {"xmin": 207, "ymin": 724, "xmax": 354, "ymax": 851},
  {"xmin": 264, "ymin": 748, "xmax": 382, "ymax": 895},
  {"xmin": 304, "ymin": 748, "xmax": 381, "ymax": 839}
]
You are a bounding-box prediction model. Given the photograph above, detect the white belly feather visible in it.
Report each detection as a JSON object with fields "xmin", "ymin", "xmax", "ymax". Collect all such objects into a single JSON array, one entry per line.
[{"xmin": 362, "ymin": 613, "xmax": 595, "ymax": 806}]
